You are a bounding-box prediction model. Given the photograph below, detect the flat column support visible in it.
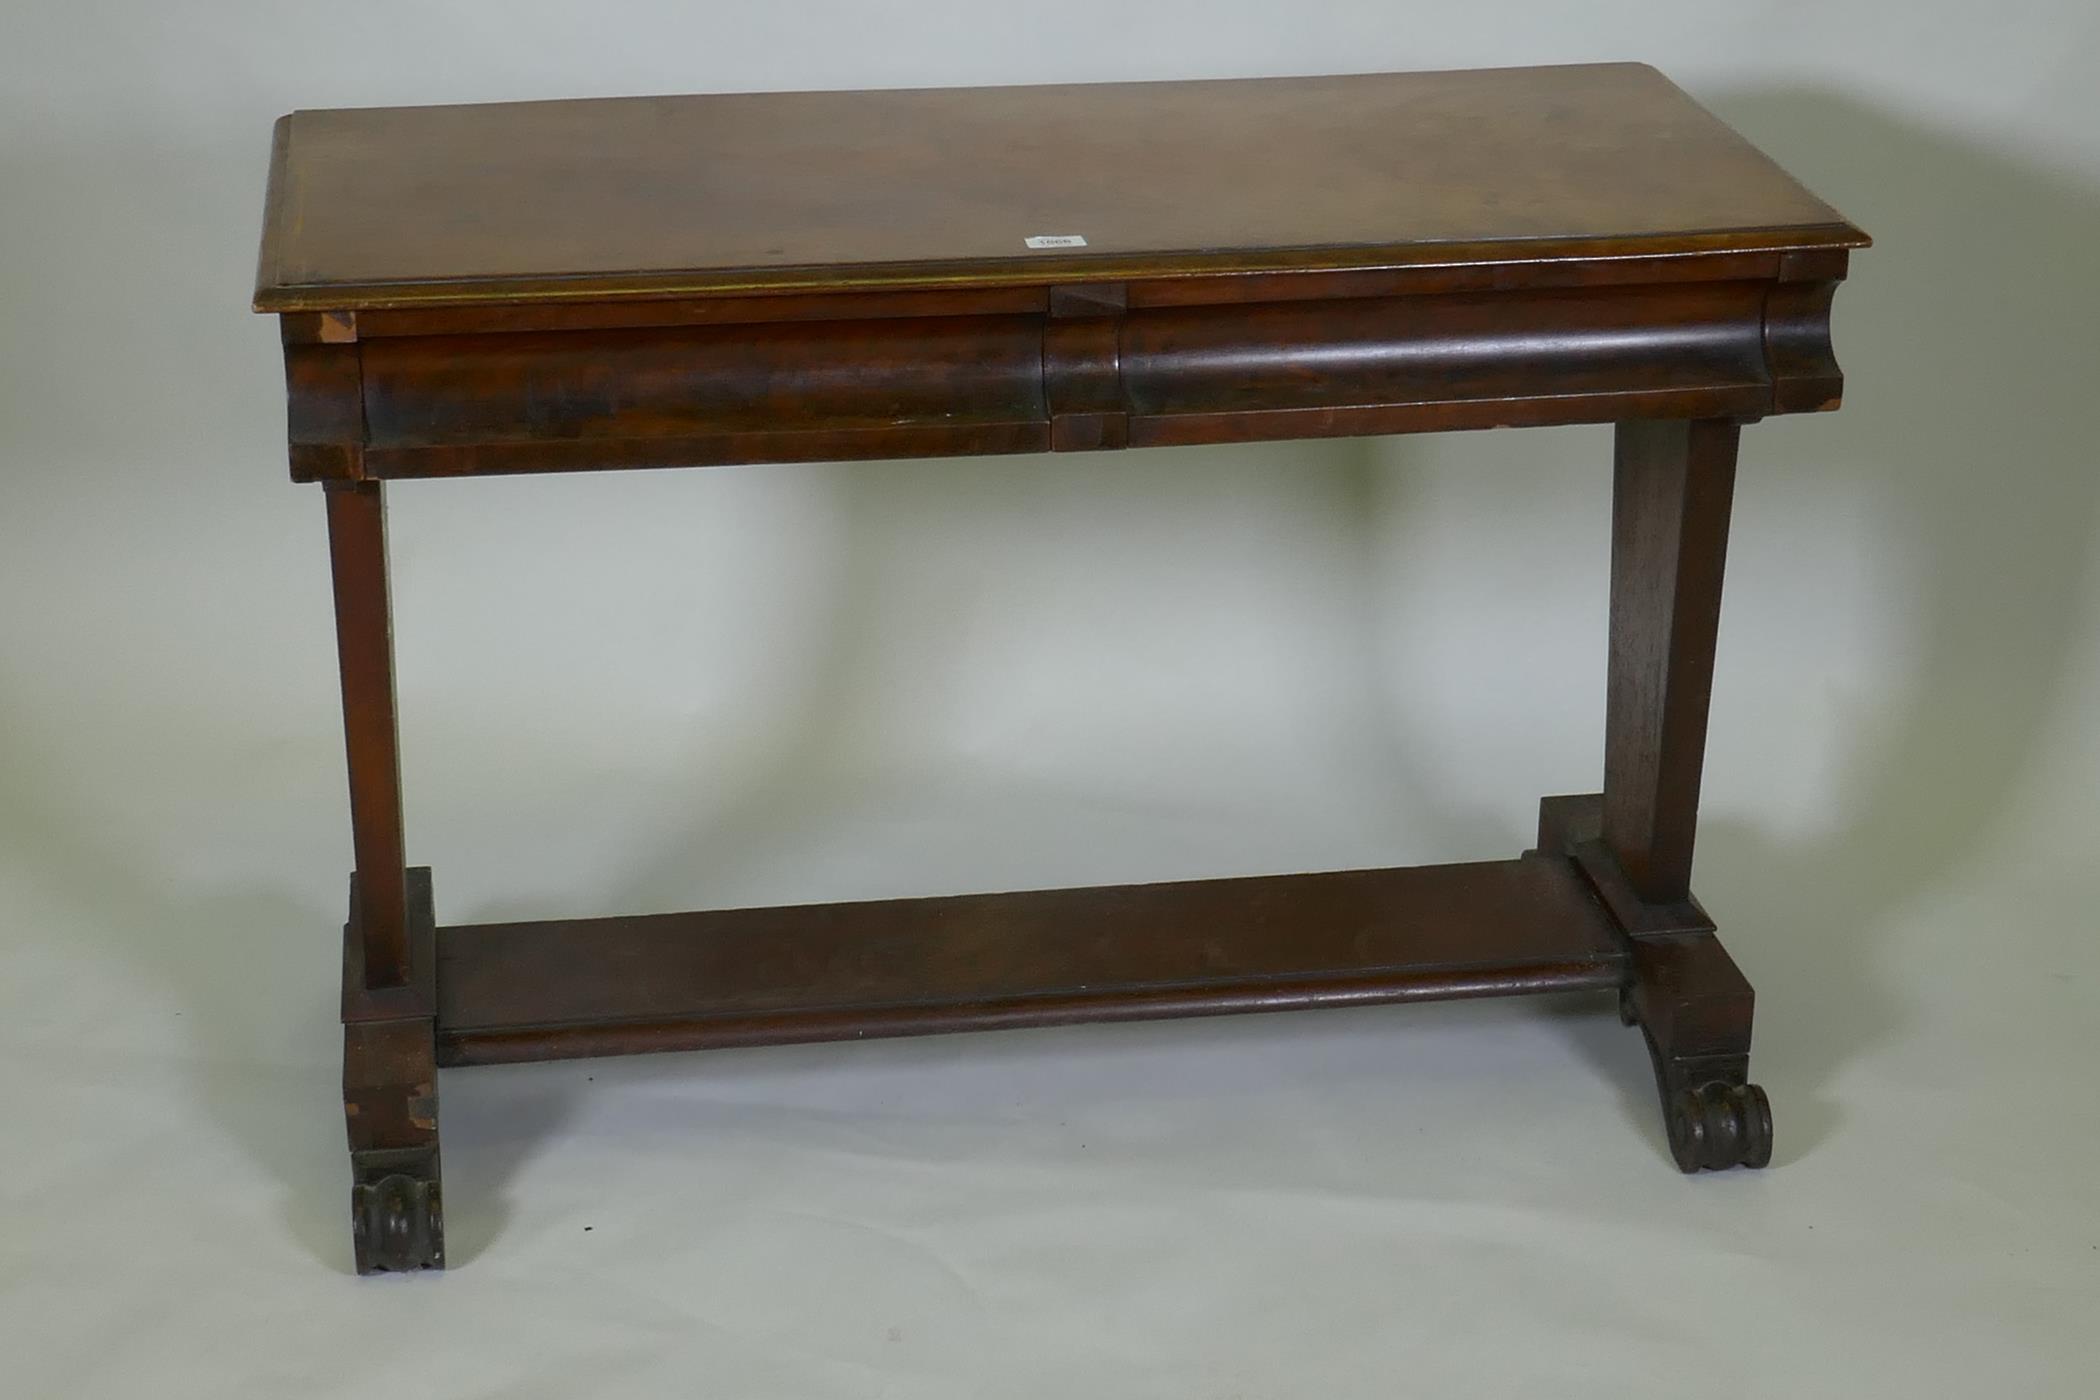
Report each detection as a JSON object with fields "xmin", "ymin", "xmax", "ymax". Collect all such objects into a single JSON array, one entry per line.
[
  {"xmin": 1603, "ymin": 418, "xmax": 1740, "ymax": 904},
  {"xmin": 325, "ymin": 479, "xmax": 412, "ymax": 989}
]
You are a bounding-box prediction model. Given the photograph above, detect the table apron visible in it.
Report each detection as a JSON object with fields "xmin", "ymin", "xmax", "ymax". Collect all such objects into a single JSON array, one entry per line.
[{"xmin": 282, "ymin": 274, "xmax": 1844, "ymax": 482}]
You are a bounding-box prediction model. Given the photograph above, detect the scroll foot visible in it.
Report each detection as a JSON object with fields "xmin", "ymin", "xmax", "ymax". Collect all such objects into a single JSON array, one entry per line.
[{"xmin": 352, "ymin": 1146, "xmax": 445, "ymax": 1273}]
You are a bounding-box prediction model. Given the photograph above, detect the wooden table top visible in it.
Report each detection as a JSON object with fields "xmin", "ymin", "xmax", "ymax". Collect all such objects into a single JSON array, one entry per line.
[{"xmin": 254, "ymin": 63, "xmax": 1866, "ymax": 313}]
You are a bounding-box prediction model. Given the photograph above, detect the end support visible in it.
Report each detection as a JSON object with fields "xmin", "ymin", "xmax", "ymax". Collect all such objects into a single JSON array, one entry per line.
[{"xmin": 1535, "ymin": 794, "xmax": 1771, "ymax": 1172}]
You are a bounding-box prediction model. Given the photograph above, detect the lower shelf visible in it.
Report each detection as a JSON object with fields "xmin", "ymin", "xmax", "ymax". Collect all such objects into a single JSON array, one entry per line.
[{"xmin": 434, "ymin": 854, "xmax": 1625, "ymax": 1066}]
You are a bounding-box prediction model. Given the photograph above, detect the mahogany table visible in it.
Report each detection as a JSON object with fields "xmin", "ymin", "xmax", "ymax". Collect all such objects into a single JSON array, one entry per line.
[{"xmin": 252, "ymin": 63, "xmax": 1868, "ymax": 1273}]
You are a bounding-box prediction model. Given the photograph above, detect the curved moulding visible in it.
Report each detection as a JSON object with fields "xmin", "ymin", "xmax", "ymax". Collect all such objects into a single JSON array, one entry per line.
[
  {"xmin": 1762, "ymin": 278, "xmax": 1846, "ymax": 414},
  {"xmin": 284, "ymin": 341, "xmax": 365, "ymax": 482},
  {"xmin": 355, "ymin": 314, "xmax": 1052, "ymax": 478},
  {"xmin": 283, "ymin": 266, "xmax": 1847, "ymax": 481},
  {"xmin": 1118, "ymin": 280, "xmax": 1782, "ymax": 445}
]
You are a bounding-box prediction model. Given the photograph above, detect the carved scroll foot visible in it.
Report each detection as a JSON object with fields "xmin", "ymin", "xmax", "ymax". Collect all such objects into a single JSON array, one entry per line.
[
  {"xmin": 352, "ymin": 1145, "xmax": 445, "ymax": 1273},
  {"xmin": 1663, "ymin": 1080, "xmax": 1773, "ymax": 1172}
]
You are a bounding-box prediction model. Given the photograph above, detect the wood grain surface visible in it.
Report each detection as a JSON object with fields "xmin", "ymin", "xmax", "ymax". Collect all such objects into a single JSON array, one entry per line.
[{"xmin": 255, "ymin": 64, "xmax": 1866, "ymax": 310}]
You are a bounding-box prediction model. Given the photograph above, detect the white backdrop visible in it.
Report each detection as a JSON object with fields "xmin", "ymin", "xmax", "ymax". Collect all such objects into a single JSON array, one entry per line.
[{"xmin": 4, "ymin": 4, "xmax": 2097, "ymax": 1396}]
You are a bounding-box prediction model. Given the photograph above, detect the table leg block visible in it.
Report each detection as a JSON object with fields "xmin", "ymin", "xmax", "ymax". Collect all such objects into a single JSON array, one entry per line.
[
  {"xmin": 341, "ymin": 868, "xmax": 444, "ymax": 1272},
  {"xmin": 343, "ymin": 1020, "xmax": 444, "ymax": 1273},
  {"xmin": 1536, "ymin": 793, "xmax": 1771, "ymax": 1171}
]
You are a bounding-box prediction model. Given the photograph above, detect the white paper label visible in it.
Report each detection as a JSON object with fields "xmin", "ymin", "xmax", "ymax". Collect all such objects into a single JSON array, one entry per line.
[{"xmin": 1024, "ymin": 234, "xmax": 1088, "ymax": 249}]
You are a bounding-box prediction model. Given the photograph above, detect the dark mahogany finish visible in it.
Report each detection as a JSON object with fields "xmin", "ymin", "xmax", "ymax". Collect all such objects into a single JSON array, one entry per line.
[
  {"xmin": 255, "ymin": 65, "xmax": 1867, "ymax": 1271},
  {"xmin": 435, "ymin": 858, "xmax": 1625, "ymax": 1066},
  {"xmin": 283, "ymin": 271, "xmax": 1836, "ymax": 481}
]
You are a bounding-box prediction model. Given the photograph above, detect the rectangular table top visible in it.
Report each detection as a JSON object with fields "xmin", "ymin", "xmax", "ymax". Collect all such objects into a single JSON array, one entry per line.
[{"xmin": 254, "ymin": 63, "xmax": 1866, "ymax": 313}]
